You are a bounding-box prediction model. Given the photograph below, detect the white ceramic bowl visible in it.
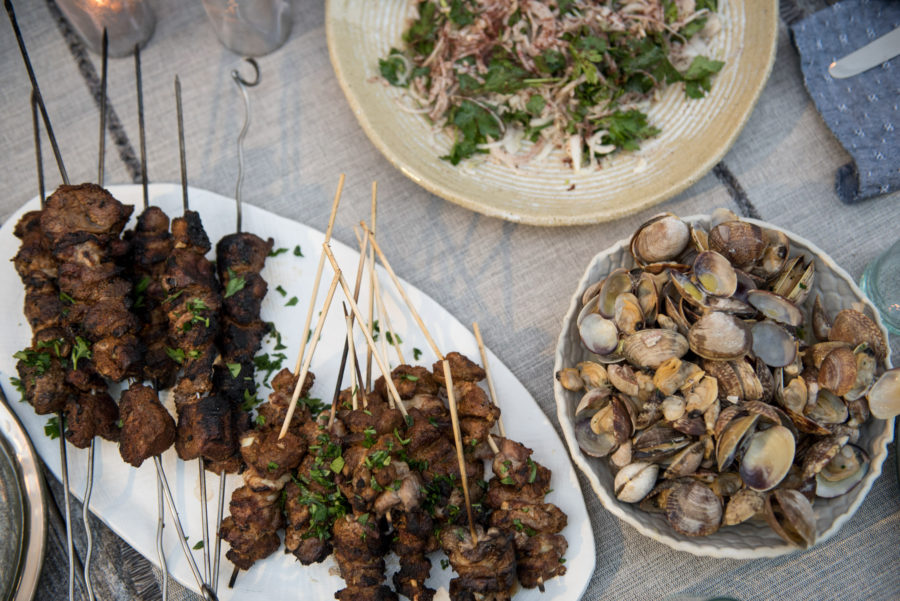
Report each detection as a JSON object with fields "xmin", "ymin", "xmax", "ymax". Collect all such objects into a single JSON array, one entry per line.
[{"xmin": 553, "ymin": 215, "xmax": 895, "ymax": 558}]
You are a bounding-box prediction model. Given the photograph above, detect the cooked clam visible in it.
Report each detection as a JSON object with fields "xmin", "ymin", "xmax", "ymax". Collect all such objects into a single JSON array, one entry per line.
[
  {"xmin": 688, "ymin": 312, "xmax": 752, "ymax": 360},
  {"xmin": 665, "ymin": 480, "xmax": 722, "ymax": 537},
  {"xmin": 716, "ymin": 414, "xmax": 758, "ymax": 472},
  {"xmin": 816, "ymin": 444, "xmax": 869, "ymax": 498},
  {"xmin": 663, "ymin": 441, "xmax": 704, "ymax": 479},
  {"xmin": 614, "ymin": 462, "xmax": 659, "ymax": 503},
  {"xmin": 867, "ymin": 368, "xmax": 900, "ymax": 419},
  {"xmin": 747, "ymin": 290, "xmax": 803, "ymax": 327},
  {"xmin": 693, "ymin": 250, "xmax": 737, "ymax": 297},
  {"xmin": 635, "ymin": 273, "xmax": 659, "ymax": 323},
  {"xmin": 660, "ymin": 395, "xmax": 687, "ymax": 422},
  {"xmin": 579, "ymin": 313, "xmax": 619, "ymax": 356},
  {"xmin": 577, "ymin": 361, "xmax": 609, "ymax": 390},
  {"xmin": 801, "ymin": 435, "xmax": 848, "ymax": 480},
  {"xmin": 597, "ymin": 268, "xmax": 634, "ymax": 317},
  {"xmin": 614, "ymin": 292, "xmax": 644, "ymax": 335},
  {"xmin": 723, "ymin": 489, "xmax": 766, "ymax": 526},
  {"xmin": 811, "ymin": 295, "xmax": 832, "ymax": 341},
  {"xmin": 844, "ymin": 346, "xmax": 877, "ymax": 402},
  {"xmin": 829, "ymin": 309, "xmax": 887, "ymax": 360},
  {"xmin": 764, "ymin": 489, "xmax": 816, "ymax": 548},
  {"xmin": 817, "ymin": 346, "xmax": 857, "ymax": 396},
  {"xmin": 753, "ymin": 229, "xmax": 791, "ymax": 280},
  {"xmin": 622, "ymin": 328, "xmax": 689, "ymax": 369},
  {"xmin": 556, "ymin": 367, "xmax": 583, "ymax": 391},
  {"xmin": 740, "ymin": 425, "xmax": 795, "ymax": 491},
  {"xmin": 805, "ymin": 389, "xmax": 848, "ymax": 425},
  {"xmin": 751, "ymin": 320, "xmax": 797, "ymax": 368},
  {"xmin": 770, "ymin": 255, "xmax": 815, "ymax": 305},
  {"xmin": 630, "ymin": 213, "xmax": 691, "ymax": 265},
  {"xmin": 708, "ymin": 220, "xmax": 766, "ymax": 267}
]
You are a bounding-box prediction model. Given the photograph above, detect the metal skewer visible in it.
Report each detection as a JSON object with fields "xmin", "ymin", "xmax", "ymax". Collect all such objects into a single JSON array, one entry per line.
[
  {"xmin": 31, "ymin": 88, "xmax": 79, "ymax": 601},
  {"xmin": 5, "ymin": 0, "xmax": 68, "ymax": 185},
  {"xmin": 174, "ymin": 75, "xmax": 219, "ymax": 599},
  {"xmin": 133, "ymin": 43, "xmax": 170, "ymax": 599},
  {"xmin": 81, "ymin": 30, "xmax": 109, "ymax": 601},
  {"xmin": 214, "ymin": 58, "xmax": 261, "ymax": 594}
]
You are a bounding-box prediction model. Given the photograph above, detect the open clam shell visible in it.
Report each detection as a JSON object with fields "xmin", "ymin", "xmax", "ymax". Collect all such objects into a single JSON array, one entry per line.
[
  {"xmin": 764, "ymin": 489, "xmax": 816, "ymax": 548},
  {"xmin": 739, "ymin": 425, "xmax": 795, "ymax": 491},
  {"xmin": 816, "ymin": 444, "xmax": 869, "ymax": 498},
  {"xmin": 688, "ymin": 312, "xmax": 752, "ymax": 360},
  {"xmin": 867, "ymin": 368, "xmax": 900, "ymax": 419},
  {"xmin": 630, "ymin": 213, "xmax": 691, "ymax": 265}
]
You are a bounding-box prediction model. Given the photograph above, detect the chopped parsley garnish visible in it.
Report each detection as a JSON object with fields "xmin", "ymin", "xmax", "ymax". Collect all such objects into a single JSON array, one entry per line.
[
  {"xmin": 10, "ymin": 377, "xmax": 25, "ymax": 395},
  {"xmin": 227, "ymin": 362, "xmax": 242, "ymax": 378},
  {"xmin": 254, "ymin": 352, "xmax": 287, "ymax": 386},
  {"xmin": 165, "ymin": 347, "xmax": 185, "ymax": 364},
  {"xmin": 254, "ymin": 414, "xmax": 266, "ymax": 426},
  {"xmin": 267, "ymin": 461, "xmax": 279, "ymax": 472},
  {"xmin": 44, "ymin": 416, "xmax": 61, "ymax": 440},
  {"xmin": 275, "ymin": 285, "xmax": 287, "ymax": 297},
  {"xmin": 412, "ymin": 347, "xmax": 423, "ymax": 361},
  {"xmin": 14, "ymin": 349, "xmax": 51, "ymax": 375},
  {"xmin": 163, "ymin": 290, "xmax": 184, "ymax": 304},
  {"xmin": 527, "ymin": 457, "xmax": 538, "ymax": 484},
  {"xmin": 224, "ymin": 268, "xmax": 246, "ymax": 299},
  {"xmin": 71, "ymin": 337, "xmax": 92, "ymax": 371},
  {"xmin": 385, "ymin": 331, "xmax": 402, "ymax": 345},
  {"xmin": 268, "ymin": 247, "xmax": 289, "ymax": 257},
  {"xmin": 36, "ymin": 338, "xmax": 64, "ymax": 358},
  {"xmin": 394, "ymin": 428, "xmax": 410, "ymax": 445},
  {"xmin": 440, "ymin": 558, "xmax": 450, "ymax": 570},
  {"xmin": 330, "ymin": 456, "xmax": 345, "ymax": 474},
  {"xmin": 400, "ymin": 373, "xmax": 419, "ymax": 382},
  {"xmin": 192, "ymin": 540, "xmax": 204, "ymax": 550},
  {"xmin": 286, "ymin": 296, "xmax": 299, "ymax": 307},
  {"xmin": 241, "ymin": 389, "xmax": 262, "ymax": 411},
  {"xmin": 293, "ymin": 245, "xmax": 303, "ymax": 257},
  {"xmin": 187, "ymin": 297, "xmax": 210, "ymax": 327},
  {"xmin": 362, "ymin": 427, "xmax": 377, "ymax": 448},
  {"xmin": 59, "ymin": 291, "xmax": 76, "ymax": 304}
]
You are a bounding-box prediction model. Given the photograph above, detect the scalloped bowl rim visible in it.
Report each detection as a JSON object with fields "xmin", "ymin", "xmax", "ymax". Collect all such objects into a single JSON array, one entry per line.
[{"xmin": 553, "ymin": 215, "xmax": 895, "ymax": 559}]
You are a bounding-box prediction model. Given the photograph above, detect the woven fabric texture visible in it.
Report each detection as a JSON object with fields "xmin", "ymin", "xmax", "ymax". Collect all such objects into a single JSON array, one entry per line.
[{"xmin": 791, "ymin": 0, "xmax": 900, "ymax": 203}]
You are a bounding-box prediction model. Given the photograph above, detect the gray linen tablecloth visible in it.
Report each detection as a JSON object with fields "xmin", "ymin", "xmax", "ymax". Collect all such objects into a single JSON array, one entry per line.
[{"xmin": 1, "ymin": 1, "xmax": 898, "ymax": 600}]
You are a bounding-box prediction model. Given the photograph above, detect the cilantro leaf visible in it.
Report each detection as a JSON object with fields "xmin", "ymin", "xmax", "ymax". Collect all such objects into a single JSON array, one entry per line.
[{"xmin": 224, "ymin": 268, "xmax": 246, "ymax": 299}]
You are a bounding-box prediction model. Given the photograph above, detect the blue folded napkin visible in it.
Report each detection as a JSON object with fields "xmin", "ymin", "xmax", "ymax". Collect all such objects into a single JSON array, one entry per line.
[{"xmin": 790, "ymin": 0, "xmax": 900, "ymax": 204}]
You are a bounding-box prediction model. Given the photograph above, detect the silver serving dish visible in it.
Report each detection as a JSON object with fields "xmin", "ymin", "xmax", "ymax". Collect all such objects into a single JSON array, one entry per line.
[{"xmin": 0, "ymin": 387, "xmax": 46, "ymax": 601}]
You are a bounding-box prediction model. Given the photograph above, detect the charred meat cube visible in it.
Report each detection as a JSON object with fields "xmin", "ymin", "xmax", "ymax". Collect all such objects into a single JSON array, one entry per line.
[{"xmin": 118, "ymin": 384, "xmax": 176, "ymax": 467}]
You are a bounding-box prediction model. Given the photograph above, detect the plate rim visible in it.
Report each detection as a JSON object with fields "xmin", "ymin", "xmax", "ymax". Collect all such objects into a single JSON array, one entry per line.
[
  {"xmin": 0, "ymin": 390, "xmax": 47, "ymax": 601},
  {"xmin": 325, "ymin": 0, "xmax": 779, "ymax": 226},
  {"xmin": 552, "ymin": 214, "xmax": 895, "ymax": 558}
]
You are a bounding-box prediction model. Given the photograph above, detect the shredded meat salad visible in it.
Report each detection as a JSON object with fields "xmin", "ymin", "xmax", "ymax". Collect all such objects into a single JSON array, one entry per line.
[{"xmin": 379, "ymin": 0, "xmax": 724, "ymax": 171}]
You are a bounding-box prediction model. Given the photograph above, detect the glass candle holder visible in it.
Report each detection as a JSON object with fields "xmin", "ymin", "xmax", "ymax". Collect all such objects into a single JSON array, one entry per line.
[
  {"xmin": 859, "ymin": 237, "xmax": 900, "ymax": 335},
  {"xmin": 56, "ymin": 0, "xmax": 156, "ymax": 57},
  {"xmin": 200, "ymin": 0, "xmax": 293, "ymax": 57}
]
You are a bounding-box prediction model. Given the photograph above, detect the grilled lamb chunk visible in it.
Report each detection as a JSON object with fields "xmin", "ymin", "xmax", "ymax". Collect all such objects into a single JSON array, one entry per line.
[
  {"xmin": 440, "ymin": 526, "xmax": 516, "ymax": 601},
  {"xmin": 16, "ymin": 357, "xmax": 68, "ymax": 415},
  {"xmin": 433, "ymin": 351, "xmax": 485, "ymax": 385},
  {"xmin": 64, "ymin": 389, "xmax": 120, "ymax": 448},
  {"xmin": 118, "ymin": 384, "xmax": 176, "ymax": 467},
  {"xmin": 220, "ymin": 485, "xmax": 284, "ymax": 569},
  {"xmin": 175, "ymin": 394, "xmax": 237, "ymax": 462},
  {"xmin": 374, "ymin": 364, "xmax": 439, "ymax": 401},
  {"xmin": 218, "ymin": 319, "xmax": 268, "ymax": 364},
  {"xmin": 41, "ymin": 184, "xmax": 133, "ymax": 247},
  {"xmin": 216, "ymin": 232, "xmax": 273, "ymax": 276},
  {"xmin": 170, "ymin": 210, "xmax": 211, "ymax": 254}
]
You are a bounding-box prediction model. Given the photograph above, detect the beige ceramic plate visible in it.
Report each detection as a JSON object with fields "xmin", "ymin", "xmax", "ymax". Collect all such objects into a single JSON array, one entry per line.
[
  {"xmin": 326, "ymin": 1, "xmax": 778, "ymax": 226},
  {"xmin": 553, "ymin": 216, "xmax": 895, "ymax": 558}
]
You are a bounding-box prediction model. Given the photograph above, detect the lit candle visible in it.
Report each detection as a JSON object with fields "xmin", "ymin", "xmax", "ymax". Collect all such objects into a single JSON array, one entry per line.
[{"xmin": 56, "ymin": 0, "xmax": 156, "ymax": 57}]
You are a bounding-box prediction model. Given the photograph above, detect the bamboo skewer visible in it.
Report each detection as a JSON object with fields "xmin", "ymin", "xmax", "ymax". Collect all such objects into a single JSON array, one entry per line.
[
  {"xmin": 344, "ymin": 306, "xmax": 359, "ymax": 410},
  {"xmin": 364, "ymin": 184, "xmax": 377, "ymax": 390},
  {"xmin": 472, "ymin": 322, "xmax": 506, "ymax": 438},
  {"xmin": 363, "ymin": 226, "xmax": 444, "ymax": 362},
  {"xmin": 294, "ymin": 175, "xmax": 345, "ymax": 374},
  {"xmin": 443, "ymin": 361, "xmax": 478, "ymax": 544},
  {"xmin": 371, "ymin": 262, "xmax": 405, "ymax": 366},
  {"xmin": 279, "ymin": 271, "xmax": 341, "ymax": 439},
  {"xmin": 322, "ymin": 245, "xmax": 406, "ymax": 415},
  {"xmin": 327, "ymin": 230, "xmax": 373, "ymax": 426}
]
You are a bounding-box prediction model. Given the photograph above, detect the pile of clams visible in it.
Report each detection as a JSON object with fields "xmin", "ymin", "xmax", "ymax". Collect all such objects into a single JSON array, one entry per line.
[{"xmin": 558, "ymin": 210, "xmax": 898, "ymax": 547}]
